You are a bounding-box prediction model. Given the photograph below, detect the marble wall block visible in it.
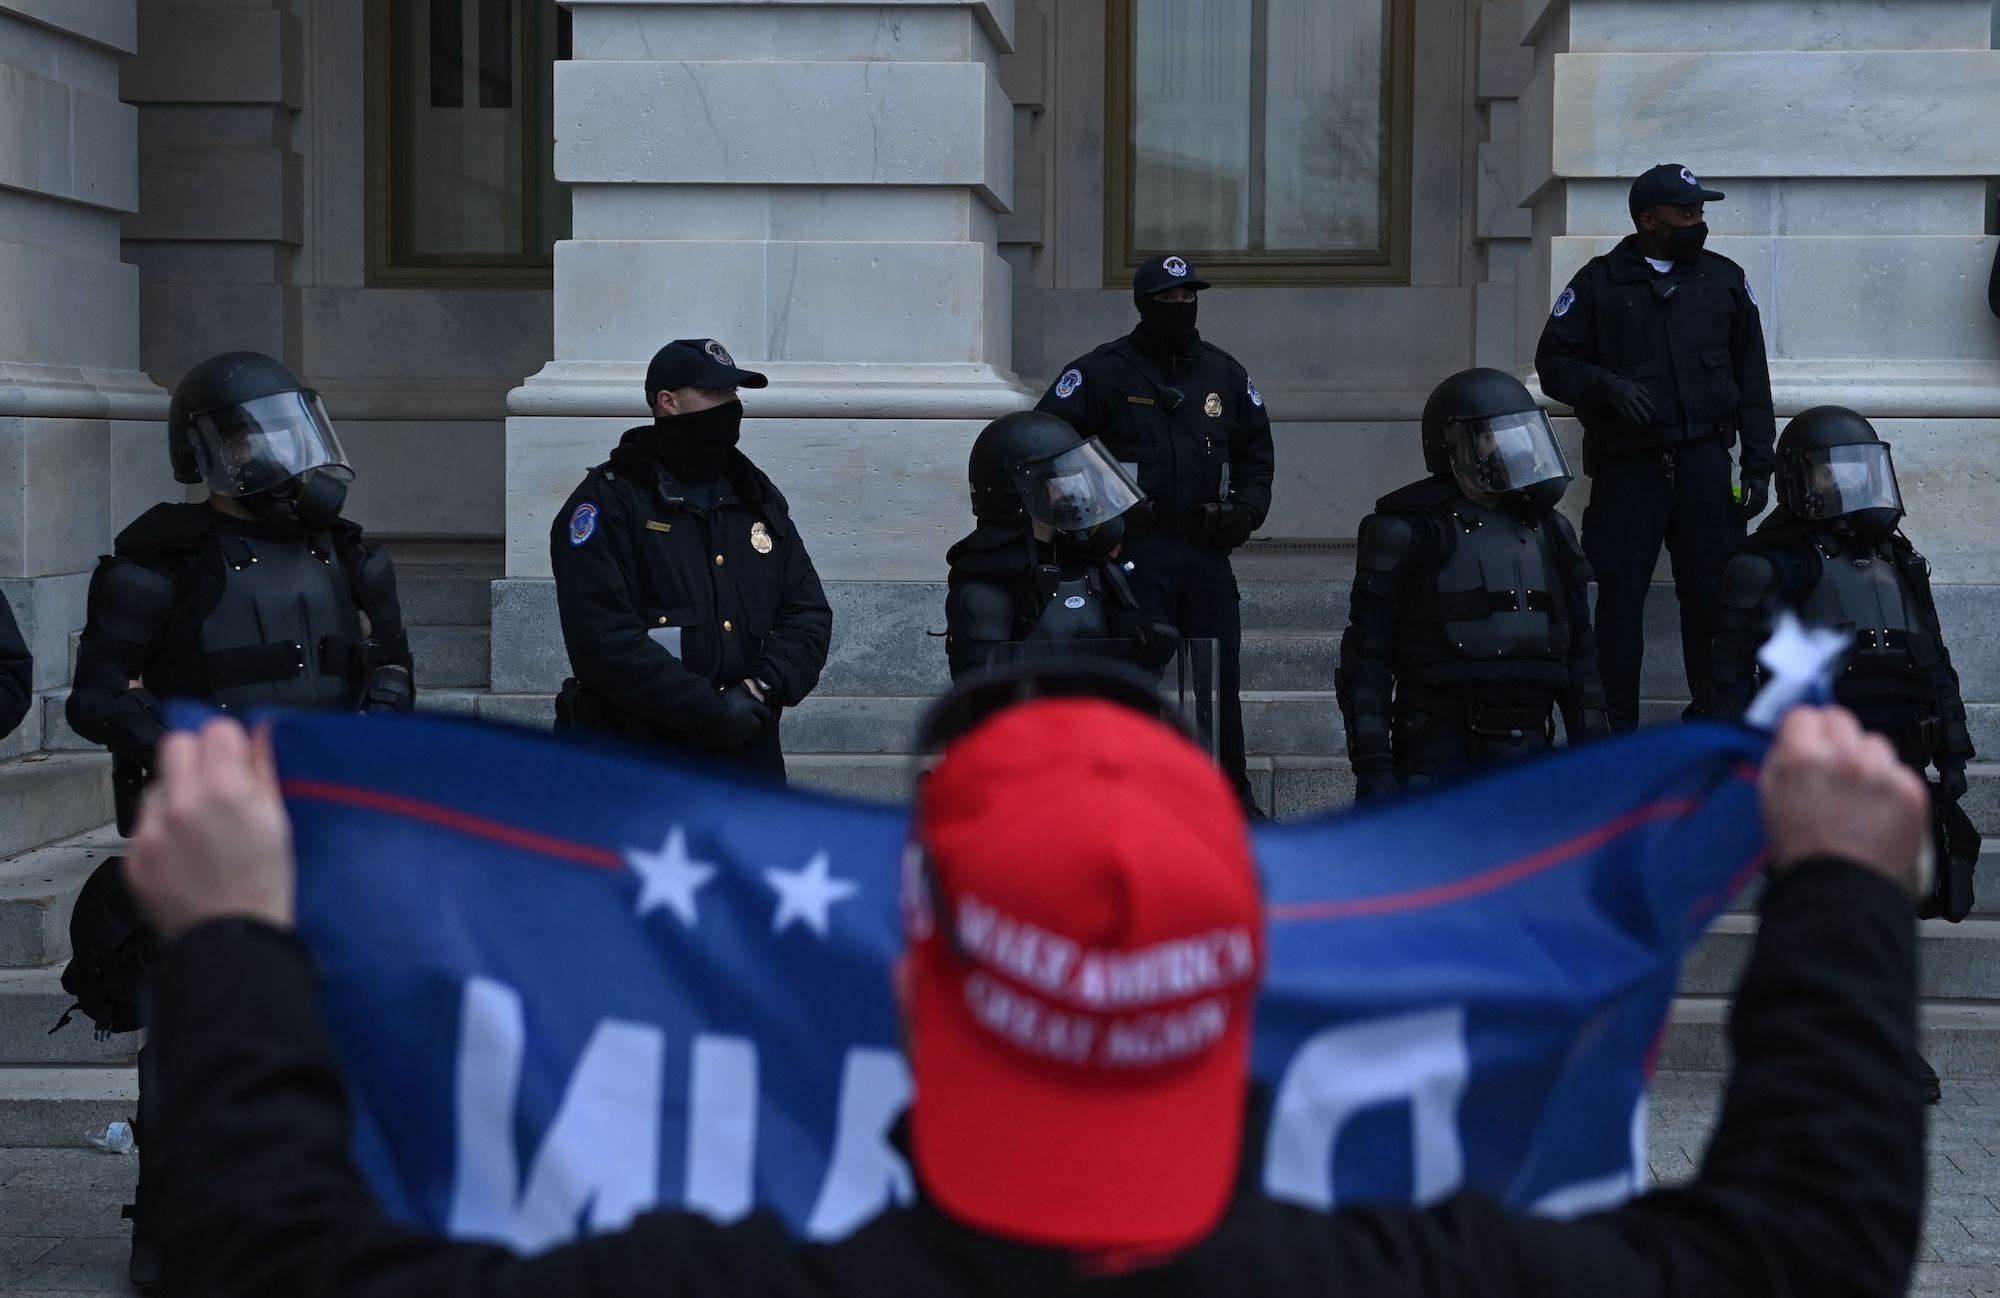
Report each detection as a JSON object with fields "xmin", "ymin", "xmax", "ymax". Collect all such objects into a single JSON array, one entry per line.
[
  {"xmin": 0, "ymin": 418, "xmax": 112, "ymax": 579},
  {"xmin": 335, "ymin": 420, "xmax": 505, "ymax": 538},
  {"xmin": 1559, "ymin": 0, "xmax": 1992, "ymax": 53}
]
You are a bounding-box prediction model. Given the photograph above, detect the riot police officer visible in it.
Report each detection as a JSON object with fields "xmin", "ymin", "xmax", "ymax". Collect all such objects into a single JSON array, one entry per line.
[
  {"xmin": 1537, "ymin": 163, "xmax": 1776, "ymax": 731},
  {"xmin": 944, "ymin": 410, "xmax": 1169, "ymax": 678},
  {"xmin": 1337, "ymin": 369, "xmax": 1608, "ymax": 797},
  {"xmin": 0, "ymin": 590, "xmax": 27, "ymax": 739},
  {"xmin": 1710, "ymin": 406, "xmax": 1973, "ymax": 1101},
  {"xmin": 63, "ymin": 349, "xmax": 415, "ymax": 1287},
  {"xmin": 1036, "ymin": 255, "xmax": 1275, "ymax": 814},
  {"xmin": 551, "ymin": 339, "xmax": 831, "ymax": 781}
]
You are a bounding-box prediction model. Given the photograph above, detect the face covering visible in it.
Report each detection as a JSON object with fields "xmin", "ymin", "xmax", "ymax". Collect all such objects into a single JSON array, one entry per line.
[
  {"xmin": 1668, "ymin": 221, "xmax": 1709, "ymax": 265},
  {"xmin": 647, "ymin": 399, "xmax": 743, "ymax": 483},
  {"xmin": 246, "ymin": 470, "xmax": 346, "ymax": 533},
  {"xmin": 1135, "ymin": 298, "xmax": 1200, "ymax": 353}
]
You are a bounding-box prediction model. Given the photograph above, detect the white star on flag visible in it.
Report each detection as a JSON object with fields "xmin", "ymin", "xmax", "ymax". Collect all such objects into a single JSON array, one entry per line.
[
  {"xmin": 763, "ymin": 851, "xmax": 859, "ymax": 939},
  {"xmin": 625, "ymin": 826, "xmax": 716, "ymax": 927},
  {"xmin": 1744, "ymin": 610, "xmax": 1850, "ymax": 731}
]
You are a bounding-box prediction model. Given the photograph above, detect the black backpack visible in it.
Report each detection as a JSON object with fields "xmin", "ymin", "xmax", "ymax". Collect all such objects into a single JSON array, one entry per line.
[{"xmin": 55, "ymin": 855, "xmax": 158, "ymax": 1035}]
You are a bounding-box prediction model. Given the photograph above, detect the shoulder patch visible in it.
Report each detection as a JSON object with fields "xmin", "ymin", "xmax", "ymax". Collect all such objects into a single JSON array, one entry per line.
[
  {"xmin": 1744, "ymin": 278, "xmax": 1757, "ymax": 307},
  {"xmin": 568, "ymin": 501, "xmax": 600, "ymax": 547},
  {"xmin": 1053, "ymin": 368, "xmax": 1083, "ymax": 400},
  {"xmin": 1247, "ymin": 376, "xmax": 1263, "ymax": 408},
  {"xmin": 1552, "ymin": 286, "xmax": 1577, "ymax": 319}
]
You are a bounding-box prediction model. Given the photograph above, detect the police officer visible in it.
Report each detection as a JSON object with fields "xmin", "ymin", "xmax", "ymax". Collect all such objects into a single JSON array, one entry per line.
[
  {"xmin": 62, "ymin": 349, "xmax": 415, "ymax": 1287},
  {"xmin": 944, "ymin": 410, "xmax": 1169, "ymax": 678},
  {"xmin": 1036, "ymin": 255, "xmax": 1275, "ymax": 813},
  {"xmin": 0, "ymin": 590, "xmax": 27, "ymax": 739},
  {"xmin": 1537, "ymin": 163, "xmax": 1776, "ymax": 731},
  {"xmin": 552, "ymin": 339, "xmax": 831, "ymax": 781},
  {"xmin": 1337, "ymin": 369, "xmax": 1608, "ymax": 797}
]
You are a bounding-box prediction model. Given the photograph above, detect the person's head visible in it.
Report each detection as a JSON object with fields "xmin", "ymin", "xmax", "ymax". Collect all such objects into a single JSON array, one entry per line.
[
  {"xmin": 168, "ymin": 351, "xmax": 353, "ymax": 533},
  {"xmin": 967, "ymin": 411, "xmax": 1145, "ymax": 553},
  {"xmin": 1774, "ymin": 406, "xmax": 1905, "ymax": 543},
  {"xmin": 1130, "ymin": 254, "xmax": 1210, "ymax": 349},
  {"xmin": 901, "ymin": 670, "xmax": 1262, "ymax": 1253},
  {"xmin": 1420, "ymin": 368, "xmax": 1571, "ymax": 510},
  {"xmin": 643, "ymin": 339, "xmax": 769, "ymax": 420},
  {"xmin": 1628, "ymin": 163, "xmax": 1725, "ymax": 263}
]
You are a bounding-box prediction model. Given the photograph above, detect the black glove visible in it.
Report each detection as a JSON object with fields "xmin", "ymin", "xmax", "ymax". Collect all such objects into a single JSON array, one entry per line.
[
  {"xmin": 1603, "ymin": 378, "xmax": 1657, "ymax": 428},
  {"xmin": 1193, "ymin": 502, "xmax": 1258, "ymax": 551},
  {"xmin": 1132, "ymin": 619, "xmax": 1181, "ymax": 672},
  {"xmin": 1353, "ymin": 766, "xmax": 1398, "ymax": 801},
  {"xmin": 1737, "ymin": 473, "xmax": 1770, "ymax": 522},
  {"xmin": 699, "ymin": 684, "xmax": 771, "ymax": 753},
  {"xmin": 1938, "ymin": 762, "xmax": 1968, "ymax": 804},
  {"xmin": 104, "ymin": 691, "xmax": 168, "ymax": 768},
  {"xmin": 361, "ymin": 665, "xmax": 414, "ymax": 713}
]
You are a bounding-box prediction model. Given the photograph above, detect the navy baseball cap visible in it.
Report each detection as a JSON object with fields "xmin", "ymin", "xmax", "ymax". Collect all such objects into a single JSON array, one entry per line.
[
  {"xmin": 1132, "ymin": 254, "xmax": 1212, "ymax": 302},
  {"xmin": 644, "ymin": 339, "xmax": 769, "ymax": 404},
  {"xmin": 1629, "ymin": 163, "xmax": 1725, "ymax": 213}
]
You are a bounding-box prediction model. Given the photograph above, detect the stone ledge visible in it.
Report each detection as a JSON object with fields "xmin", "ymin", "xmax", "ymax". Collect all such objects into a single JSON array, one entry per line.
[
  {"xmin": 508, "ymin": 361, "xmax": 1035, "ymax": 419},
  {"xmin": 0, "ymin": 362, "xmax": 165, "ymax": 422}
]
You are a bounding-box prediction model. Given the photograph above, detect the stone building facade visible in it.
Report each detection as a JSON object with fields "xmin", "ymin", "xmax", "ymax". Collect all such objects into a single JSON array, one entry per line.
[{"xmin": 3, "ymin": 0, "xmax": 1999, "ymax": 773}]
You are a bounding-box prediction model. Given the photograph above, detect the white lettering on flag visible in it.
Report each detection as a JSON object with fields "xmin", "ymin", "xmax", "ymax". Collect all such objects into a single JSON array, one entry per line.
[
  {"xmin": 685, "ymin": 1034, "xmax": 759, "ymax": 1222},
  {"xmin": 1264, "ymin": 1007, "xmax": 1470, "ymax": 1210},
  {"xmin": 805, "ymin": 1048, "xmax": 913, "ymax": 1240},
  {"xmin": 447, "ymin": 977, "xmax": 666, "ymax": 1251}
]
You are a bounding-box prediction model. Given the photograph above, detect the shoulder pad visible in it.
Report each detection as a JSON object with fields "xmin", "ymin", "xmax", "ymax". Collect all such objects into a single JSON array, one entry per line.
[
  {"xmin": 1373, "ymin": 477, "xmax": 1458, "ymax": 513},
  {"xmin": 1720, "ymin": 550, "xmax": 1781, "ymax": 610},
  {"xmin": 946, "ymin": 581, "xmax": 1020, "ymax": 640},
  {"xmin": 88, "ymin": 558, "xmax": 180, "ymax": 645},
  {"xmin": 1355, "ymin": 513, "xmax": 1418, "ymax": 574},
  {"xmin": 113, "ymin": 503, "xmax": 219, "ymax": 556},
  {"xmin": 1544, "ymin": 509, "xmax": 1586, "ymax": 556}
]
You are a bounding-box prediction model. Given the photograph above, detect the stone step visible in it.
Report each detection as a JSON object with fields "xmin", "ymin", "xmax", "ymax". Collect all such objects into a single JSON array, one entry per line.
[
  {"xmin": 0, "ymin": 1065, "xmax": 137, "ymax": 1148},
  {"xmin": 396, "ymin": 572, "xmax": 495, "ymax": 629},
  {"xmin": 414, "ymin": 690, "xmax": 555, "ymax": 729},
  {"xmin": 1241, "ymin": 632, "xmax": 1338, "ymax": 692},
  {"xmin": 0, "ymin": 966, "xmax": 140, "ymax": 1066},
  {"xmin": 410, "ymin": 625, "xmax": 491, "ymax": 690},
  {"xmin": 0, "ymin": 827, "xmax": 123, "ymax": 969},
  {"xmin": 1725, "ymin": 853, "xmax": 2000, "ymax": 918},
  {"xmin": 1657, "ymin": 997, "xmax": 2000, "ymax": 1079},
  {"xmin": 0, "ymin": 754, "xmax": 112, "ymax": 860},
  {"xmin": 1683, "ymin": 914, "xmax": 2000, "ymax": 1000}
]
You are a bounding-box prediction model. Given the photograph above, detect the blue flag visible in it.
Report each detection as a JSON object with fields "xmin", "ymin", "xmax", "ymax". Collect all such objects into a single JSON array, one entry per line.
[{"xmin": 270, "ymin": 712, "xmax": 1768, "ymax": 1252}]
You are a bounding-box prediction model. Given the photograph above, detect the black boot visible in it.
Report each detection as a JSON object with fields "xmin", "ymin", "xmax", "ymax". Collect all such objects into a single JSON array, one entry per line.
[
  {"xmin": 123, "ymin": 1196, "xmax": 160, "ymax": 1292},
  {"xmin": 1916, "ymin": 1053, "xmax": 1943, "ymax": 1105}
]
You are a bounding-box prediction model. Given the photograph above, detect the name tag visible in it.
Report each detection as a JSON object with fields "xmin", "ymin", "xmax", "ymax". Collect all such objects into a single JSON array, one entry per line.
[
  {"xmin": 645, "ymin": 520, "xmax": 673, "ymax": 534},
  {"xmin": 1125, "ymin": 395, "xmax": 1156, "ymax": 407}
]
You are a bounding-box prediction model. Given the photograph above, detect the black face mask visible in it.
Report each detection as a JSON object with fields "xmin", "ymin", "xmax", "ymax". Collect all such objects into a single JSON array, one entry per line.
[
  {"xmin": 1135, "ymin": 298, "xmax": 1200, "ymax": 353},
  {"xmin": 648, "ymin": 399, "xmax": 743, "ymax": 483},
  {"xmin": 1668, "ymin": 221, "xmax": 1709, "ymax": 265},
  {"xmin": 245, "ymin": 471, "xmax": 346, "ymax": 534}
]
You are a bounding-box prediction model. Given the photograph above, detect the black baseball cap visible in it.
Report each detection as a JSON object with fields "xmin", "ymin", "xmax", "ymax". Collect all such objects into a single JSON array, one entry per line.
[
  {"xmin": 643, "ymin": 339, "xmax": 769, "ymax": 405},
  {"xmin": 1628, "ymin": 163, "xmax": 1725, "ymax": 213},
  {"xmin": 1132, "ymin": 254, "xmax": 1212, "ymax": 302}
]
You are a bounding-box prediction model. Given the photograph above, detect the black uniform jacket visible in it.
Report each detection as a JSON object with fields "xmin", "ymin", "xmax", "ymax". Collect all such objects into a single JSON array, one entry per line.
[
  {"xmin": 0, "ymin": 589, "xmax": 29, "ymax": 739},
  {"xmin": 550, "ymin": 428, "xmax": 831, "ymax": 743},
  {"xmin": 1036, "ymin": 333, "xmax": 1275, "ymax": 538},
  {"xmin": 1536, "ymin": 236, "xmax": 1775, "ymax": 477},
  {"xmin": 147, "ymin": 857, "xmax": 1921, "ymax": 1298}
]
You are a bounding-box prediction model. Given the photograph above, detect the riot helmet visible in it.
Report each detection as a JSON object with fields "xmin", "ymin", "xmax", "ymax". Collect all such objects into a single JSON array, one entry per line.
[
  {"xmin": 169, "ymin": 352, "xmax": 353, "ymax": 530},
  {"xmin": 968, "ymin": 411, "xmax": 1144, "ymax": 528},
  {"xmin": 1421, "ymin": 368, "xmax": 1571, "ymax": 510},
  {"xmin": 1775, "ymin": 406, "xmax": 1904, "ymax": 542}
]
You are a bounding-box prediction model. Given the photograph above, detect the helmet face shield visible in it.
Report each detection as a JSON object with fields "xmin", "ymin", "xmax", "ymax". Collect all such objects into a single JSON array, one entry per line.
[
  {"xmin": 1014, "ymin": 438, "xmax": 1146, "ymax": 533},
  {"xmin": 1443, "ymin": 410, "xmax": 1570, "ymax": 503},
  {"xmin": 1783, "ymin": 442, "xmax": 1902, "ymax": 523},
  {"xmin": 188, "ymin": 391, "xmax": 352, "ymax": 498}
]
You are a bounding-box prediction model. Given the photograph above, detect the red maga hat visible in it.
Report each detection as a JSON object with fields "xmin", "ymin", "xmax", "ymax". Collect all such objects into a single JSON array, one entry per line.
[{"xmin": 905, "ymin": 697, "xmax": 1262, "ymax": 1254}]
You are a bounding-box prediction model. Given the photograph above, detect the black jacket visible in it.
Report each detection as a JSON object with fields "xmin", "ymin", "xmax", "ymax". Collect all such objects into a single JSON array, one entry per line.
[
  {"xmin": 549, "ymin": 428, "xmax": 831, "ymax": 767},
  {"xmin": 147, "ymin": 857, "xmax": 1922, "ymax": 1298},
  {"xmin": 1035, "ymin": 333, "xmax": 1275, "ymax": 540},
  {"xmin": 1536, "ymin": 236, "xmax": 1775, "ymax": 477},
  {"xmin": 1710, "ymin": 514, "xmax": 1972, "ymax": 771},
  {"xmin": 942, "ymin": 522, "xmax": 1156, "ymax": 679},
  {"xmin": 0, "ymin": 588, "xmax": 29, "ymax": 739}
]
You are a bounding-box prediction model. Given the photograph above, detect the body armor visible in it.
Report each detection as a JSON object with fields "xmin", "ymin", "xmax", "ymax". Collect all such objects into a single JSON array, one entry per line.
[
  {"xmin": 1796, "ymin": 535, "xmax": 1942, "ymax": 763},
  {"xmin": 1024, "ymin": 570, "xmax": 1118, "ymax": 644},
  {"xmin": 1426, "ymin": 503, "xmax": 1569, "ymax": 666}
]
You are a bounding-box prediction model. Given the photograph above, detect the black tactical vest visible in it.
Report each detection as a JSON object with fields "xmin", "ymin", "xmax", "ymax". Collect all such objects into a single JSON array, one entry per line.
[
  {"xmin": 1025, "ymin": 574, "xmax": 1115, "ymax": 644},
  {"xmin": 1396, "ymin": 499, "xmax": 1572, "ymax": 693},
  {"xmin": 1796, "ymin": 535, "xmax": 1941, "ymax": 734}
]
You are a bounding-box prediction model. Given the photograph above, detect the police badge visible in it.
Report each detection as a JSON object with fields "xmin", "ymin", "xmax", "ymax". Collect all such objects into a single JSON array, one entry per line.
[
  {"xmin": 1204, "ymin": 392, "xmax": 1222, "ymax": 418},
  {"xmin": 750, "ymin": 521, "xmax": 774, "ymax": 554},
  {"xmin": 705, "ymin": 339, "xmax": 733, "ymax": 366}
]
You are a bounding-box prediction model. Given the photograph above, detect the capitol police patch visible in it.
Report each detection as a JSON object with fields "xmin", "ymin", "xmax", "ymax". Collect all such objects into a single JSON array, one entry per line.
[
  {"xmin": 568, "ymin": 501, "xmax": 599, "ymax": 547},
  {"xmin": 704, "ymin": 339, "xmax": 733, "ymax": 366},
  {"xmin": 1054, "ymin": 368, "xmax": 1083, "ymax": 399},
  {"xmin": 1164, "ymin": 256, "xmax": 1189, "ymax": 278},
  {"xmin": 1247, "ymin": 377, "xmax": 1263, "ymax": 408},
  {"xmin": 1679, "ymin": 166, "xmax": 1699, "ymax": 188},
  {"xmin": 1745, "ymin": 279, "xmax": 1758, "ymax": 306},
  {"xmin": 1552, "ymin": 287, "xmax": 1576, "ymax": 319}
]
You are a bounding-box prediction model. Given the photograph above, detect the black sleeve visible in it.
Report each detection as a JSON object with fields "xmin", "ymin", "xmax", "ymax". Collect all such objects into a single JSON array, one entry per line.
[
  {"xmin": 1226, "ymin": 360, "xmax": 1276, "ymax": 526},
  {"xmin": 1336, "ymin": 512, "xmax": 1415, "ymax": 779},
  {"xmin": 1534, "ymin": 272, "xmax": 1620, "ymax": 412},
  {"xmin": 149, "ymin": 921, "xmax": 802, "ymax": 1298},
  {"xmin": 1989, "ymin": 239, "xmax": 2000, "ymax": 319},
  {"xmin": 1909, "ymin": 553, "xmax": 1974, "ymax": 766},
  {"xmin": 944, "ymin": 579, "xmax": 1020, "ymax": 680},
  {"xmin": 1549, "ymin": 515, "xmax": 1607, "ymax": 740},
  {"xmin": 549, "ymin": 485, "xmax": 726, "ymax": 738},
  {"xmin": 1709, "ymin": 550, "xmax": 1779, "ymax": 720},
  {"xmin": 1034, "ymin": 355, "xmax": 1116, "ymax": 440},
  {"xmin": 66, "ymin": 556, "xmax": 177, "ymax": 767},
  {"xmin": 1729, "ymin": 278, "xmax": 1777, "ymax": 480},
  {"xmin": 0, "ymin": 589, "xmax": 30, "ymax": 739},
  {"xmin": 748, "ymin": 514, "xmax": 832, "ymax": 709},
  {"xmin": 1310, "ymin": 858, "xmax": 1923, "ymax": 1298},
  {"xmin": 347, "ymin": 535, "xmax": 417, "ymax": 713}
]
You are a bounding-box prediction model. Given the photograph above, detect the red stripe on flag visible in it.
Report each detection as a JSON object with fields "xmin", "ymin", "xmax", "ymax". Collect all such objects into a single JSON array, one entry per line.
[{"xmin": 280, "ymin": 778, "xmax": 625, "ymax": 871}]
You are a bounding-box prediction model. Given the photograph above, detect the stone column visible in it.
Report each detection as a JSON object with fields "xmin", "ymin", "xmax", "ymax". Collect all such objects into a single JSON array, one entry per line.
[
  {"xmin": 0, "ymin": 1, "xmax": 172, "ymax": 757},
  {"xmin": 494, "ymin": 0, "xmax": 1030, "ymax": 698},
  {"xmin": 1514, "ymin": 0, "xmax": 2000, "ymax": 578}
]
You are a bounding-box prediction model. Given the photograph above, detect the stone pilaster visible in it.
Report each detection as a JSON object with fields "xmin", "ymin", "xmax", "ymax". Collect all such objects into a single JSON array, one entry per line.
[
  {"xmin": 494, "ymin": 0, "xmax": 1030, "ymax": 693},
  {"xmin": 0, "ymin": 0, "xmax": 172, "ymax": 757},
  {"xmin": 1514, "ymin": 0, "xmax": 2000, "ymax": 579}
]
